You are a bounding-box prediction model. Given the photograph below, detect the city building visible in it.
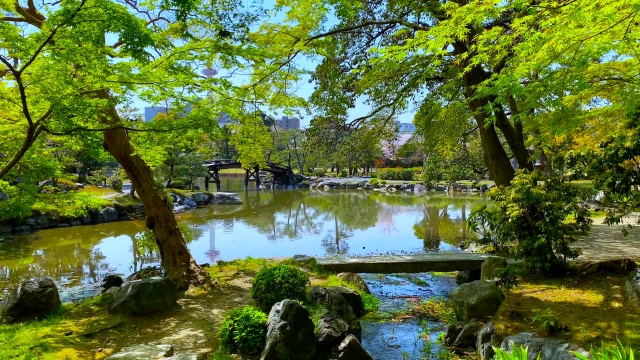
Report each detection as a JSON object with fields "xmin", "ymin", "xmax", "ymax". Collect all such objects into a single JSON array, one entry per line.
[{"xmin": 274, "ymin": 116, "xmax": 300, "ymax": 130}]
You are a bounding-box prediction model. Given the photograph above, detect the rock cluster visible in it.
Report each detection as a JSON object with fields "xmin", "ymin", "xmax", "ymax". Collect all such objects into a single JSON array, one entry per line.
[{"xmin": 1, "ymin": 278, "xmax": 62, "ymax": 323}]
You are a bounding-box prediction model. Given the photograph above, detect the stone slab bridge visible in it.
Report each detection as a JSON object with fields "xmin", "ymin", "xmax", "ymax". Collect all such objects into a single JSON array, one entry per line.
[
  {"xmin": 203, "ymin": 159, "xmax": 294, "ymax": 190},
  {"xmin": 315, "ymin": 253, "xmax": 504, "ymax": 279}
]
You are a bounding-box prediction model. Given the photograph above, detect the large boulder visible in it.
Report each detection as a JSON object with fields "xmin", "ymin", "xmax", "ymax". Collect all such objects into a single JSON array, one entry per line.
[
  {"xmin": 414, "ymin": 183, "xmax": 428, "ymax": 195},
  {"xmin": 261, "ymin": 299, "xmax": 316, "ymax": 360},
  {"xmin": 105, "ymin": 344, "xmax": 174, "ymax": 359},
  {"xmin": 452, "ymin": 320, "xmax": 482, "ymax": 348},
  {"xmin": 500, "ymin": 332, "xmax": 588, "ymax": 360},
  {"xmin": 451, "ymin": 281, "xmax": 504, "ymax": 321},
  {"xmin": 191, "ymin": 192, "xmax": 207, "ymax": 204},
  {"xmin": 1, "ymin": 278, "xmax": 61, "ymax": 323},
  {"xmin": 316, "ymin": 314, "xmax": 349, "ymax": 347},
  {"xmin": 326, "ymin": 286, "xmax": 364, "ymax": 316},
  {"xmin": 109, "ymin": 277, "xmax": 178, "ymax": 314},
  {"xmin": 98, "ymin": 207, "xmax": 119, "ymax": 223},
  {"xmin": 338, "ymin": 335, "xmax": 373, "ymax": 360},
  {"xmin": 101, "ymin": 275, "xmax": 124, "ymax": 292},
  {"xmin": 183, "ymin": 197, "xmax": 197, "ymax": 209},
  {"xmin": 336, "ymin": 273, "xmax": 370, "ymax": 294},
  {"xmin": 481, "ymin": 257, "xmax": 508, "ymax": 281},
  {"xmin": 477, "ymin": 322, "xmax": 496, "ymax": 360},
  {"xmin": 209, "ymin": 192, "xmax": 242, "ymax": 205},
  {"xmin": 309, "ymin": 286, "xmax": 361, "ymax": 340}
]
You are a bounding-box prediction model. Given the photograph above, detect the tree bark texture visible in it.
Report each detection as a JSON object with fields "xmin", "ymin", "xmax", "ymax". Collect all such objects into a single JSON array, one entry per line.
[{"xmin": 98, "ymin": 93, "xmax": 209, "ymax": 289}]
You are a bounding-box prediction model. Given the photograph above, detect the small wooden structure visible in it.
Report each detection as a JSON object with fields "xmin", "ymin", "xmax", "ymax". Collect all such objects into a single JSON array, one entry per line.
[{"xmin": 203, "ymin": 159, "xmax": 294, "ymax": 191}]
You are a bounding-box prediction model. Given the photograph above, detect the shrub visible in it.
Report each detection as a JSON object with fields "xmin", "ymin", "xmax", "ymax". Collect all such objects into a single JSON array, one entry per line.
[
  {"xmin": 377, "ymin": 167, "xmax": 419, "ymax": 181},
  {"xmin": 574, "ymin": 340, "xmax": 635, "ymax": 360},
  {"xmin": 110, "ymin": 176, "xmax": 123, "ymax": 191},
  {"xmin": 251, "ymin": 265, "xmax": 310, "ymax": 311},
  {"xmin": 370, "ymin": 173, "xmax": 377, "ymax": 178},
  {"xmin": 380, "ymin": 180, "xmax": 387, "ymax": 185},
  {"xmin": 494, "ymin": 266, "xmax": 519, "ymax": 307},
  {"xmin": 218, "ymin": 306, "xmax": 268, "ymax": 355},
  {"xmin": 467, "ymin": 170, "xmax": 592, "ymax": 276},
  {"xmin": 313, "ymin": 168, "xmax": 326, "ymax": 177},
  {"xmin": 338, "ymin": 169, "xmax": 348, "ymax": 178},
  {"xmin": 531, "ymin": 308, "xmax": 565, "ymax": 334},
  {"xmin": 369, "ymin": 179, "xmax": 379, "ymax": 186}
]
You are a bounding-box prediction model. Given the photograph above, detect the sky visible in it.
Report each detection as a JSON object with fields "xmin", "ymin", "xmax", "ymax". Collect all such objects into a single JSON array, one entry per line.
[{"xmin": 129, "ymin": 0, "xmax": 416, "ymax": 128}]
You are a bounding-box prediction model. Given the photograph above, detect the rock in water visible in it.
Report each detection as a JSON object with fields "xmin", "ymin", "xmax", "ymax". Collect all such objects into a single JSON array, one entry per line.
[
  {"xmin": 451, "ymin": 281, "xmax": 504, "ymax": 321},
  {"xmin": 1, "ymin": 278, "xmax": 61, "ymax": 323},
  {"xmin": 261, "ymin": 299, "xmax": 316, "ymax": 360},
  {"xmin": 414, "ymin": 183, "xmax": 427, "ymax": 195},
  {"xmin": 209, "ymin": 192, "xmax": 242, "ymax": 204},
  {"xmin": 183, "ymin": 198, "xmax": 197, "ymax": 209},
  {"xmin": 108, "ymin": 277, "xmax": 178, "ymax": 314},
  {"xmin": 101, "ymin": 275, "xmax": 124, "ymax": 292},
  {"xmin": 98, "ymin": 207, "xmax": 119, "ymax": 223},
  {"xmin": 500, "ymin": 332, "xmax": 588, "ymax": 360},
  {"xmin": 338, "ymin": 335, "xmax": 373, "ymax": 360},
  {"xmin": 105, "ymin": 344, "xmax": 174, "ymax": 359},
  {"xmin": 336, "ymin": 273, "xmax": 370, "ymax": 294},
  {"xmin": 481, "ymin": 256, "xmax": 508, "ymax": 281},
  {"xmin": 191, "ymin": 192, "xmax": 207, "ymax": 204}
]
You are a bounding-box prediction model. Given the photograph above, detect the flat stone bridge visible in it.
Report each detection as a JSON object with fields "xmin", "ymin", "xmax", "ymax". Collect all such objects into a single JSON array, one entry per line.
[{"xmin": 315, "ymin": 253, "xmax": 501, "ymax": 276}]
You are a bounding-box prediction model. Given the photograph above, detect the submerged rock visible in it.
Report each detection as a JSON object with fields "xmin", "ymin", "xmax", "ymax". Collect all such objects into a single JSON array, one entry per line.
[
  {"xmin": 261, "ymin": 299, "xmax": 315, "ymax": 360},
  {"xmin": 109, "ymin": 277, "xmax": 178, "ymax": 315},
  {"xmin": 209, "ymin": 192, "xmax": 242, "ymax": 205},
  {"xmin": 1, "ymin": 278, "xmax": 61, "ymax": 323},
  {"xmin": 105, "ymin": 344, "xmax": 174, "ymax": 359},
  {"xmin": 500, "ymin": 332, "xmax": 588, "ymax": 360},
  {"xmin": 451, "ymin": 281, "xmax": 504, "ymax": 321},
  {"xmin": 338, "ymin": 335, "xmax": 373, "ymax": 360}
]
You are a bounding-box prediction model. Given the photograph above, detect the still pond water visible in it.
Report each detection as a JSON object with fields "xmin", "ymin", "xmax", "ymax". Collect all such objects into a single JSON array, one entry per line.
[{"xmin": 0, "ymin": 175, "xmax": 486, "ymax": 297}]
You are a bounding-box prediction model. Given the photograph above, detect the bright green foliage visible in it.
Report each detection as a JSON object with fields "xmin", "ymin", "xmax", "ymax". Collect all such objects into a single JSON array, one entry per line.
[
  {"xmin": 531, "ymin": 308, "xmax": 562, "ymax": 334},
  {"xmin": 32, "ymin": 192, "xmax": 111, "ymax": 219},
  {"xmin": 494, "ymin": 266, "xmax": 519, "ymax": 307},
  {"xmin": 377, "ymin": 168, "xmax": 420, "ymax": 181},
  {"xmin": 218, "ymin": 306, "xmax": 268, "ymax": 355},
  {"xmin": 250, "ymin": 265, "xmax": 310, "ymax": 311},
  {"xmin": 574, "ymin": 340, "xmax": 635, "ymax": 360},
  {"xmin": 468, "ymin": 171, "xmax": 592, "ymax": 275},
  {"xmin": 313, "ymin": 168, "xmax": 326, "ymax": 177},
  {"xmin": 230, "ymin": 115, "xmax": 274, "ymax": 170},
  {"xmin": 494, "ymin": 346, "xmax": 540, "ymax": 360}
]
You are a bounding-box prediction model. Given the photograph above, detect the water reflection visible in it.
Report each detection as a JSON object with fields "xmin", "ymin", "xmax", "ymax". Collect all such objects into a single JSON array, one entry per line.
[{"xmin": 0, "ymin": 176, "xmax": 487, "ymax": 291}]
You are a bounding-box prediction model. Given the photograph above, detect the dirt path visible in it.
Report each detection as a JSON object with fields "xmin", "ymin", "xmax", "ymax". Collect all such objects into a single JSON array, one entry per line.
[{"xmin": 573, "ymin": 221, "xmax": 640, "ymax": 262}]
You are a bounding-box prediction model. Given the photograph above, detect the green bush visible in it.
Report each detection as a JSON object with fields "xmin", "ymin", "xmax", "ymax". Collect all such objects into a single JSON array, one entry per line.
[
  {"xmin": 380, "ymin": 180, "xmax": 387, "ymax": 185},
  {"xmin": 251, "ymin": 265, "xmax": 310, "ymax": 311},
  {"xmin": 370, "ymin": 173, "xmax": 377, "ymax": 178},
  {"xmin": 369, "ymin": 179, "xmax": 379, "ymax": 186},
  {"xmin": 313, "ymin": 168, "xmax": 326, "ymax": 177},
  {"xmin": 377, "ymin": 167, "xmax": 419, "ymax": 180},
  {"xmin": 467, "ymin": 170, "xmax": 592, "ymax": 276},
  {"xmin": 218, "ymin": 306, "xmax": 268, "ymax": 355},
  {"xmin": 574, "ymin": 340, "xmax": 635, "ymax": 360},
  {"xmin": 338, "ymin": 169, "xmax": 348, "ymax": 178},
  {"xmin": 110, "ymin": 176, "xmax": 123, "ymax": 191}
]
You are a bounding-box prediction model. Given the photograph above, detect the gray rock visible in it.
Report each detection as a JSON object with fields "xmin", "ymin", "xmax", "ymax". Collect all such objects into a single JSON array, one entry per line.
[
  {"xmin": 480, "ymin": 184, "xmax": 488, "ymax": 192},
  {"xmin": 477, "ymin": 322, "xmax": 496, "ymax": 360},
  {"xmin": 338, "ymin": 334, "xmax": 373, "ymax": 360},
  {"xmin": 209, "ymin": 192, "xmax": 242, "ymax": 205},
  {"xmin": 101, "ymin": 286, "xmax": 120, "ymax": 304},
  {"xmin": 25, "ymin": 218, "xmax": 37, "ymax": 226},
  {"xmin": 1, "ymin": 278, "xmax": 61, "ymax": 323},
  {"xmin": 57, "ymin": 223, "xmax": 70, "ymax": 228},
  {"xmin": 105, "ymin": 344, "xmax": 174, "ymax": 359},
  {"xmin": 481, "ymin": 256, "xmax": 508, "ymax": 281},
  {"xmin": 628, "ymin": 268, "xmax": 640, "ymax": 299},
  {"xmin": 451, "ymin": 280, "xmax": 504, "ymax": 321},
  {"xmin": 452, "ymin": 320, "xmax": 482, "ymax": 348},
  {"xmin": 191, "ymin": 192, "xmax": 207, "ymax": 204},
  {"xmin": 173, "ymin": 205, "xmax": 191, "ymax": 213},
  {"xmin": 500, "ymin": 332, "xmax": 588, "ymax": 360},
  {"xmin": 39, "ymin": 180, "xmax": 54, "ymax": 187},
  {"xmin": 309, "ymin": 286, "xmax": 361, "ymax": 340},
  {"xmin": 317, "ymin": 314, "xmax": 349, "ymax": 347},
  {"xmin": 0, "ymin": 192, "xmax": 8, "ymax": 201},
  {"xmin": 80, "ymin": 217, "xmax": 92, "ymax": 225},
  {"xmin": 98, "ymin": 207, "xmax": 119, "ymax": 223},
  {"xmin": 336, "ymin": 273, "xmax": 370, "ymax": 294},
  {"xmin": 414, "ymin": 183, "xmax": 427, "ymax": 195},
  {"xmin": 434, "ymin": 185, "xmax": 447, "ymax": 191},
  {"xmin": 101, "ymin": 275, "xmax": 124, "ymax": 292},
  {"xmin": 109, "ymin": 277, "xmax": 178, "ymax": 315},
  {"xmin": 70, "ymin": 219, "xmax": 82, "ymax": 226},
  {"xmin": 291, "ymin": 255, "xmax": 315, "ymax": 265},
  {"xmin": 363, "ymin": 183, "xmax": 373, "ymax": 190},
  {"xmin": 261, "ymin": 299, "xmax": 315, "ymax": 360},
  {"xmin": 13, "ymin": 225, "xmax": 31, "ymax": 233},
  {"xmin": 118, "ymin": 214, "xmax": 130, "ymax": 221},
  {"xmin": 345, "ymin": 182, "xmax": 359, "ymax": 189},
  {"xmin": 165, "ymin": 354, "xmax": 199, "ymax": 360},
  {"xmin": 456, "ymin": 269, "xmax": 481, "ymax": 284},
  {"xmin": 75, "ymin": 183, "xmax": 85, "ymax": 189},
  {"xmin": 169, "ymin": 193, "xmax": 180, "ymax": 204},
  {"xmin": 183, "ymin": 198, "xmax": 197, "ymax": 209},
  {"xmin": 0, "ymin": 222, "xmax": 11, "ymax": 234},
  {"xmin": 324, "ymin": 181, "xmax": 339, "ymax": 187},
  {"xmin": 323, "ymin": 185, "xmax": 332, "ymax": 191},
  {"xmin": 387, "ymin": 186, "xmax": 397, "ymax": 192},
  {"xmin": 326, "ymin": 286, "xmax": 364, "ymax": 316},
  {"xmin": 445, "ymin": 322, "xmax": 464, "ymax": 345}
]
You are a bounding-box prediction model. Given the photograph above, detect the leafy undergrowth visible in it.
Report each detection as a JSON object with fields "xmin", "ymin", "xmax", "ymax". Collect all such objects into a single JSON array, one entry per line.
[
  {"xmin": 32, "ymin": 192, "xmax": 112, "ymax": 219},
  {"xmin": 492, "ymin": 273, "xmax": 640, "ymax": 349}
]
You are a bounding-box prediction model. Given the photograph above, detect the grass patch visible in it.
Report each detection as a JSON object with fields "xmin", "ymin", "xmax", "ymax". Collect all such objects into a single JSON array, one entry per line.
[
  {"xmin": 79, "ymin": 185, "xmax": 119, "ymax": 197},
  {"xmin": 113, "ymin": 194, "xmax": 142, "ymax": 207},
  {"xmin": 492, "ymin": 273, "xmax": 640, "ymax": 349},
  {"xmin": 206, "ymin": 257, "xmax": 270, "ymax": 285},
  {"xmin": 408, "ymin": 298, "xmax": 456, "ymax": 324}
]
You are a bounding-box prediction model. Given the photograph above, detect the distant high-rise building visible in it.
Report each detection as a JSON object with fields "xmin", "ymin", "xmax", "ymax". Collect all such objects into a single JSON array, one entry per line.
[{"xmin": 274, "ymin": 116, "xmax": 300, "ymax": 130}]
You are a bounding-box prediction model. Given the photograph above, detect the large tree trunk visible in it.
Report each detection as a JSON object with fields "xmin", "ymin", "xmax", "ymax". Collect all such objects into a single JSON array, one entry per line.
[
  {"xmin": 99, "ymin": 94, "xmax": 209, "ymax": 289},
  {"xmin": 494, "ymin": 103, "xmax": 533, "ymax": 171}
]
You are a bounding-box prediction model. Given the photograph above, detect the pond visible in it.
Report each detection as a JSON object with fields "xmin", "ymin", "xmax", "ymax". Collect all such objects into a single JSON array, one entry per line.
[{"xmin": 0, "ymin": 174, "xmax": 487, "ymax": 299}]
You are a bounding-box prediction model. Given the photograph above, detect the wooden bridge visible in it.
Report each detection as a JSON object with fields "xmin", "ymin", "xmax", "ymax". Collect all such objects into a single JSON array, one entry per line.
[{"xmin": 203, "ymin": 159, "xmax": 294, "ymax": 190}]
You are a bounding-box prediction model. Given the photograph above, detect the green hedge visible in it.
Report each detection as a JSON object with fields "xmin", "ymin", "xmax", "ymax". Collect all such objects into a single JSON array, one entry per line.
[{"xmin": 377, "ymin": 167, "xmax": 421, "ymax": 181}]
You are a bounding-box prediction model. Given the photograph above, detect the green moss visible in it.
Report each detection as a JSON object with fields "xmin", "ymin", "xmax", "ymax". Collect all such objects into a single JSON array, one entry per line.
[
  {"xmin": 407, "ymin": 298, "xmax": 456, "ymax": 324},
  {"xmin": 206, "ymin": 257, "xmax": 270, "ymax": 284},
  {"xmin": 320, "ymin": 275, "xmax": 379, "ymax": 313}
]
